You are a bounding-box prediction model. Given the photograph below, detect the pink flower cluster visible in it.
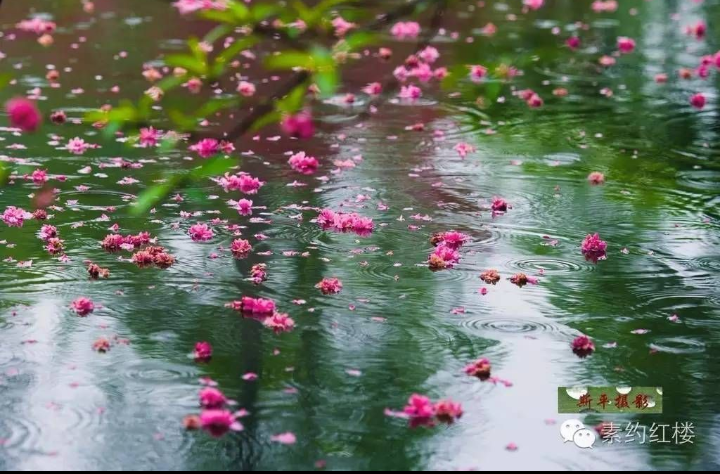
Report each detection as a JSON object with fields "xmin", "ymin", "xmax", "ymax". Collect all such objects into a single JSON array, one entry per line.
[
  {"xmin": 236, "ymin": 199, "xmax": 253, "ymax": 216},
  {"xmin": 523, "ymin": 0, "xmax": 544, "ymax": 10},
  {"xmin": 509, "ymin": 272, "xmax": 539, "ymax": 287},
  {"xmin": 316, "ymin": 209, "xmax": 374, "ymax": 237},
  {"xmin": 189, "ymin": 138, "xmax": 234, "ymax": 158},
  {"xmin": 402, "ymin": 394, "xmax": 463, "ymax": 428},
  {"xmin": 230, "ymin": 238, "xmax": 252, "ymax": 257},
  {"xmin": 581, "ymin": 233, "xmax": 607, "ymax": 262},
  {"xmin": 226, "ymin": 297, "xmax": 294, "ymax": 333},
  {"xmin": 281, "ymin": 112, "xmax": 314, "ymax": 139},
  {"xmin": 194, "ymin": 341, "xmax": 213, "ymax": 361},
  {"xmin": 101, "ymin": 232, "xmax": 152, "ymax": 251},
  {"xmin": 429, "ymin": 231, "xmax": 469, "ymax": 271},
  {"xmin": 591, "ymin": 0, "xmax": 618, "ymax": 13},
  {"xmin": 226, "ymin": 297, "xmax": 276, "ymax": 317},
  {"xmin": 139, "ymin": 127, "xmax": 161, "ymax": 147},
  {"xmin": 391, "ymin": 22, "xmax": 421, "ymax": 39},
  {"xmin": 184, "ymin": 382, "xmax": 246, "ymax": 438},
  {"xmin": 491, "ymin": 197, "xmax": 509, "ymax": 213},
  {"xmin": 189, "ymin": 223, "xmax": 214, "ymax": 242},
  {"xmin": 217, "ymin": 172, "xmax": 264, "ymax": 194},
  {"xmin": 464, "ymin": 358, "xmax": 492, "ymax": 380},
  {"xmin": 288, "ymin": 152, "xmax": 319, "ymax": 175},
  {"xmin": 2, "ymin": 207, "xmax": 33, "ymax": 227},
  {"xmin": 316, "ymin": 277, "xmax": 343, "ymax": 295},
  {"xmin": 453, "ymin": 142, "xmax": 475, "ymax": 159},
  {"xmin": 617, "ymin": 36, "xmax": 636, "ymax": 54},
  {"xmin": 173, "ymin": 0, "xmax": 228, "ymax": 16},
  {"xmin": 5, "ymin": 98, "xmax": 42, "ymax": 132},
  {"xmin": 72, "ymin": 297, "xmax": 95, "ymax": 317},
  {"xmin": 251, "ymin": 264, "xmax": 267, "ymax": 285},
  {"xmin": 16, "ymin": 18, "xmax": 56, "ymax": 34},
  {"xmin": 518, "ymin": 89, "xmax": 543, "ymax": 108},
  {"xmin": 131, "ymin": 246, "xmax": 176, "ymax": 269},
  {"xmin": 571, "ymin": 335, "xmax": 595, "ymax": 358}
]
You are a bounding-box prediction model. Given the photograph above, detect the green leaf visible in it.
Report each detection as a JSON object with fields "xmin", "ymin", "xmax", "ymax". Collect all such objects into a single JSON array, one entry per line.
[
  {"xmin": 228, "ymin": 1, "xmax": 251, "ymax": 21},
  {"xmin": 203, "ymin": 24, "xmax": 233, "ymax": 45},
  {"xmin": 265, "ymin": 51, "xmax": 316, "ymax": 70},
  {"xmin": 168, "ymin": 109, "xmax": 198, "ymax": 130},
  {"xmin": 194, "ymin": 97, "xmax": 240, "ymax": 120},
  {"xmin": 250, "ymin": 110, "xmax": 282, "ymax": 132},
  {"xmin": 342, "ymin": 31, "xmax": 379, "ymax": 51},
  {"xmin": 211, "ymin": 36, "xmax": 258, "ymax": 77},
  {"xmin": 131, "ymin": 179, "xmax": 179, "ymax": 216},
  {"xmin": 251, "ymin": 3, "xmax": 281, "ymax": 22},
  {"xmin": 164, "ymin": 54, "xmax": 207, "ymax": 76},
  {"xmin": 199, "ymin": 9, "xmax": 238, "ymax": 24},
  {"xmin": 0, "ymin": 74, "xmax": 12, "ymax": 91},
  {"xmin": 190, "ymin": 156, "xmax": 236, "ymax": 179},
  {"xmin": 314, "ymin": 69, "xmax": 338, "ymax": 98},
  {"xmin": 276, "ymin": 84, "xmax": 308, "ymax": 114},
  {"xmin": 0, "ymin": 162, "xmax": 9, "ymax": 186}
]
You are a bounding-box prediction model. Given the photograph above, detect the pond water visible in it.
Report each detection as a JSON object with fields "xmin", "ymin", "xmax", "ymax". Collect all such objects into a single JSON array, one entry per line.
[{"xmin": 1, "ymin": 0, "xmax": 719, "ymax": 470}]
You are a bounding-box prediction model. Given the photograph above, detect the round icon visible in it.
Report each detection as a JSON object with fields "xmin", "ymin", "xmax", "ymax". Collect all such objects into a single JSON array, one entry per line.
[
  {"xmin": 573, "ymin": 428, "xmax": 597, "ymax": 449},
  {"xmin": 560, "ymin": 419, "xmax": 585, "ymax": 443}
]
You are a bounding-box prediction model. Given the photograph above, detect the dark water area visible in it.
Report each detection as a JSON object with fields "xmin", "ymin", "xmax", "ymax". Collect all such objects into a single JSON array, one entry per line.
[{"xmin": 0, "ymin": 0, "xmax": 719, "ymax": 470}]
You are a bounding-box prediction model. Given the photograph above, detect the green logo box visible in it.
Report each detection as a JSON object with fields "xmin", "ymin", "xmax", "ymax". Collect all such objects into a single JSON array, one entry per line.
[{"xmin": 558, "ymin": 387, "xmax": 663, "ymax": 414}]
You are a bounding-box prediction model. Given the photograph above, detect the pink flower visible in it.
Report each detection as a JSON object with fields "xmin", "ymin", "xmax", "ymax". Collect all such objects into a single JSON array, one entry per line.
[
  {"xmin": 281, "ymin": 112, "xmax": 314, "ymax": 139},
  {"xmin": 93, "ymin": 337, "xmax": 111, "ymax": 353},
  {"xmin": 2, "ymin": 207, "xmax": 32, "ymax": 227},
  {"xmin": 393, "ymin": 66, "xmax": 410, "ymax": 82},
  {"xmin": 139, "ymin": 127, "xmax": 160, "ymax": 147},
  {"xmin": 391, "ymin": 22, "xmax": 421, "ymax": 39},
  {"xmin": 218, "ymin": 173, "xmax": 264, "ymax": 194},
  {"xmin": 271, "ymin": 432, "xmax": 297, "ymax": 445},
  {"xmin": 428, "ymin": 244, "xmax": 460, "ymax": 270},
  {"xmin": 566, "ymin": 36, "xmax": 581, "ymax": 50},
  {"xmin": 687, "ymin": 21, "xmax": 706, "ymax": 39},
  {"xmin": 453, "ymin": 142, "xmax": 475, "ymax": 158},
  {"xmin": 464, "ymin": 358, "xmax": 492, "ymax": 380},
  {"xmin": 332, "ymin": 16, "xmax": 356, "ymax": 37},
  {"xmin": 690, "ymin": 93, "xmax": 706, "ymax": 109},
  {"xmin": 316, "ymin": 209, "xmax": 374, "ymax": 236},
  {"xmin": 194, "ymin": 341, "xmax": 213, "ymax": 361},
  {"xmin": 509, "ymin": 273, "xmax": 539, "ymax": 287},
  {"xmin": 432, "ymin": 231, "xmax": 469, "ymax": 250},
  {"xmin": 524, "ymin": 0, "xmax": 544, "ymax": 10},
  {"xmin": 264, "ymin": 313, "xmax": 295, "ymax": 333},
  {"xmin": 399, "ymin": 85, "xmax": 422, "ymax": 100},
  {"xmin": 39, "ymin": 225, "xmax": 58, "ymax": 241},
  {"xmin": 617, "ymin": 37, "xmax": 636, "ymax": 54},
  {"xmin": 363, "ymin": 82, "xmax": 383, "ymax": 96},
  {"xmin": 67, "ymin": 137, "xmax": 92, "ymax": 155},
  {"xmin": 189, "ymin": 223, "xmax": 214, "ymax": 242},
  {"xmin": 581, "ymin": 233, "xmax": 607, "ymax": 254},
  {"xmin": 592, "ymin": 0, "xmax": 618, "ymax": 12},
  {"xmin": 237, "ymin": 81, "xmax": 256, "ymax": 97},
  {"xmin": 189, "ymin": 138, "xmax": 219, "ymax": 158},
  {"xmin": 173, "ymin": 0, "xmax": 228, "ymax": 15},
  {"xmin": 288, "ymin": 151, "xmax": 319, "ymax": 175},
  {"xmin": 434, "ymin": 399, "xmax": 463, "ymax": 424},
  {"xmin": 5, "ymin": 98, "xmax": 42, "ymax": 132},
  {"xmin": 251, "ymin": 264, "xmax": 268, "ymax": 285},
  {"xmin": 45, "ymin": 238, "xmax": 65, "ymax": 255},
  {"xmin": 236, "ymin": 199, "xmax": 253, "ymax": 216},
  {"xmin": 316, "ymin": 277, "xmax": 343, "ymax": 295},
  {"xmin": 526, "ymin": 93, "xmax": 543, "ymax": 108},
  {"xmin": 230, "ymin": 238, "xmax": 252, "ymax": 257},
  {"xmin": 101, "ymin": 234, "xmax": 126, "ymax": 251},
  {"xmin": 16, "ymin": 18, "xmax": 56, "ymax": 34},
  {"xmin": 419, "ymin": 46, "xmax": 440, "ymax": 64},
  {"xmin": 469, "ymin": 65, "xmax": 487, "ymax": 83},
  {"xmin": 199, "ymin": 387, "xmax": 227, "ymax": 409},
  {"xmin": 491, "ymin": 197, "xmax": 509, "ymax": 213},
  {"xmin": 587, "ymin": 172, "xmax": 605, "ymax": 185},
  {"xmin": 403, "ymin": 394, "xmax": 435, "ymax": 426},
  {"xmin": 30, "ymin": 169, "xmax": 48, "ymax": 185},
  {"xmin": 72, "ymin": 297, "xmax": 95, "ymax": 317},
  {"xmin": 200, "ymin": 410, "xmax": 243, "ymax": 438},
  {"xmin": 599, "ymin": 55, "xmax": 616, "ymax": 67},
  {"xmin": 571, "ymin": 335, "xmax": 595, "ymax": 357}
]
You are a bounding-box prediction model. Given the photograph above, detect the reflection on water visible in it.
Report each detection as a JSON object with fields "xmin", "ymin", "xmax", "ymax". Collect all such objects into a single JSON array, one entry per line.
[{"xmin": 0, "ymin": 0, "xmax": 719, "ymax": 470}]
